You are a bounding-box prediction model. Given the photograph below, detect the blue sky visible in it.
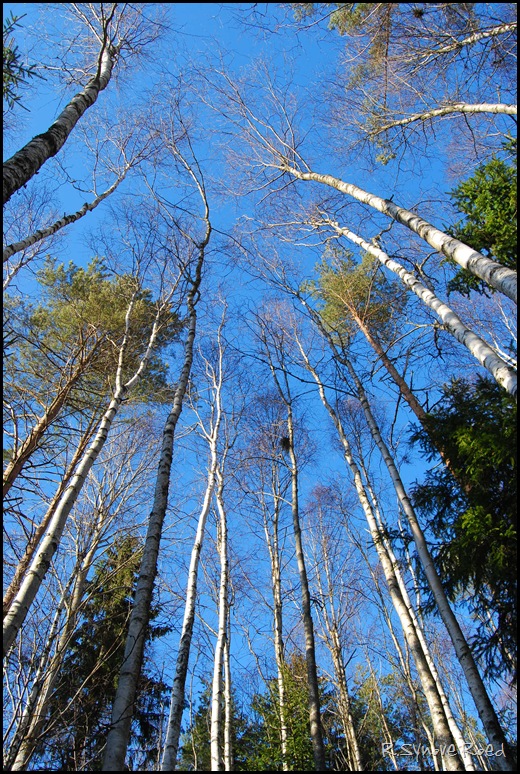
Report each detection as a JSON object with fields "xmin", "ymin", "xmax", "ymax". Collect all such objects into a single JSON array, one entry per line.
[{"xmin": 4, "ymin": 4, "xmax": 516, "ymax": 763}]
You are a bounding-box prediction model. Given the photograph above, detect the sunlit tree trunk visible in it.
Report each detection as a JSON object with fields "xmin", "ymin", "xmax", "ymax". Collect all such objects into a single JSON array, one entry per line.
[
  {"xmin": 298, "ymin": 347, "xmax": 465, "ymax": 771},
  {"xmin": 102, "ymin": 269, "xmax": 204, "ymax": 770},
  {"xmin": 332, "ymin": 337, "xmax": 514, "ymax": 768},
  {"xmin": 3, "ymin": 405, "xmax": 101, "ymax": 617},
  {"xmin": 3, "ymin": 337, "xmax": 101, "ymax": 498},
  {"xmin": 2, "ymin": 7, "xmax": 120, "ymax": 205},
  {"xmin": 262, "ymin": 324, "xmax": 327, "ymax": 771},
  {"xmin": 284, "ymin": 165, "xmax": 517, "ymax": 303},
  {"xmin": 210, "ymin": 463, "xmax": 230, "ymax": 772},
  {"xmin": 3, "ymin": 295, "xmax": 164, "ymax": 657},
  {"xmin": 319, "ymin": 219, "xmax": 517, "ymax": 396}
]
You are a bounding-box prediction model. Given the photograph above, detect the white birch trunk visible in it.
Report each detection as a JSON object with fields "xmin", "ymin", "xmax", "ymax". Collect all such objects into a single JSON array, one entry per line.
[
  {"xmin": 372, "ymin": 102, "xmax": 517, "ymax": 137},
  {"xmin": 285, "ymin": 406, "xmax": 327, "ymax": 772},
  {"xmin": 325, "ymin": 220, "xmax": 517, "ymax": 397},
  {"xmin": 3, "ymin": 165, "xmax": 131, "ymax": 262},
  {"xmin": 298, "ymin": 303, "xmax": 514, "ymax": 768},
  {"xmin": 348, "ymin": 356, "xmax": 514, "ymax": 768},
  {"xmin": 101, "ymin": 140, "xmax": 211, "ymax": 772},
  {"xmin": 223, "ymin": 634, "xmax": 233, "ymax": 772},
  {"xmin": 3, "ymin": 298, "xmax": 163, "ymax": 657},
  {"xmin": 299, "ymin": 351, "xmax": 465, "ymax": 770},
  {"xmin": 9, "ymin": 512, "xmax": 106, "ymax": 771},
  {"xmin": 285, "ymin": 166, "xmax": 517, "ymax": 303},
  {"xmin": 210, "ymin": 465, "xmax": 230, "ymax": 772},
  {"xmin": 264, "ymin": 490, "xmax": 289, "ymax": 770},
  {"xmin": 3, "ymin": 407, "xmax": 100, "ymax": 617},
  {"xmin": 160, "ymin": 376, "xmax": 222, "ymax": 770},
  {"xmin": 3, "ymin": 27, "xmax": 118, "ymax": 204}
]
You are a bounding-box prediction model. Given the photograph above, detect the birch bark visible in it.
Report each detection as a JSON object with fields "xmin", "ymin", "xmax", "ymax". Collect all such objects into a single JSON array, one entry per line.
[
  {"xmin": 284, "ymin": 165, "xmax": 517, "ymax": 303},
  {"xmin": 299, "ymin": 350, "xmax": 465, "ymax": 771},
  {"xmin": 322, "ymin": 219, "xmax": 517, "ymax": 397},
  {"xmin": 3, "ymin": 295, "xmax": 164, "ymax": 656},
  {"xmin": 3, "ymin": 15, "xmax": 119, "ymax": 205}
]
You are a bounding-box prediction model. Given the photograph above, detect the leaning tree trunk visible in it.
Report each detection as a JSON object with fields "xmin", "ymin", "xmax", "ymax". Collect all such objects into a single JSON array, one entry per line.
[
  {"xmin": 3, "ymin": 20, "xmax": 119, "ymax": 205},
  {"xmin": 299, "ymin": 351, "xmax": 465, "ymax": 771},
  {"xmin": 3, "ymin": 405, "xmax": 100, "ymax": 618},
  {"xmin": 8, "ymin": 510, "xmax": 108, "ymax": 771},
  {"xmin": 3, "ymin": 298, "xmax": 163, "ymax": 657},
  {"xmin": 324, "ymin": 220, "xmax": 517, "ymax": 397},
  {"xmin": 284, "ymin": 164, "xmax": 517, "ymax": 303},
  {"xmin": 335, "ymin": 342, "xmax": 515, "ymax": 769}
]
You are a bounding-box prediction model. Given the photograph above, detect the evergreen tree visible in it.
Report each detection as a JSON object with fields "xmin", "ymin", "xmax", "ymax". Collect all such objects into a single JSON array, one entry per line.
[
  {"xmin": 410, "ymin": 376, "xmax": 517, "ymax": 681},
  {"xmin": 447, "ymin": 148, "xmax": 517, "ymax": 297},
  {"xmin": 31, "ymin": 535, "xmax": 170, "ymax": 771}
]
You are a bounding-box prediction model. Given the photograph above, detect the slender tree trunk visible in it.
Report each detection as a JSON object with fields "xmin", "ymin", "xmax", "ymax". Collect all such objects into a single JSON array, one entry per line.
[
  {"xmin": 210, "ymin": 466, "xmax": 230, "ymax": 772},
  {"xmin": 264, "ymin": 485, "xmax": 289, "ymax": 770},
  {"xmin": 160, "ymin": 396, "xmax": 221, "ymax": 770},
  {"xmin": 3, "ymin": 166, "xmax": 131, "ymax": 262},
  {"xmin": 3, "ymin": 341, "xmax": 100, "ymax": 497},
  {"xmin": 335, "ymin": 343, "xmax": 514, "ymax": 769},
  {"xmin": 9, "ymin": 512, "xmax": 106, "ymax": 771},
  {"xmin": 223, "ymin": 632, "xmax": 233, "ymax": 772},
  {"xmin": 322, "ymin": 220, "xmax": 517, "ymax": 396},
  {"xmin": 3, "ymin": 298, "xmax": 163, "ymax": 657},
  {"xmin": 285, "ymin": 405, "xmax": 327, "ymax": 772},
  {"xmin": 3, "ymin": 16, "xmax": 119, "ymax": 205},
  {"xmin": 3, "ymin": 407, "xmax": 100, "ymax": 617},
  {"xmin": 313, "ymin": 528, "xmax": 363, "ymax": 771},
  {"xmin": 371, "ymin": 102, "xmax": 517, "ymax": 137},
  {"xmin": 284, "ymin": 165, "xmax": 517, "ymax": 302},
  {"xmin": 299, "ymin": 352, "xmax": 465, "ymax": 771},
  {"xmin": 102, "ymin": 249, "xmax": 206, "ymax": 771}
]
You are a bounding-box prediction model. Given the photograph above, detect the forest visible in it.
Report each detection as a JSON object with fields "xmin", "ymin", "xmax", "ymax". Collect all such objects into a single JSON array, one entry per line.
[{"xmin": 2, "ymin": 3, "xmax": 517, "ymax": 771}]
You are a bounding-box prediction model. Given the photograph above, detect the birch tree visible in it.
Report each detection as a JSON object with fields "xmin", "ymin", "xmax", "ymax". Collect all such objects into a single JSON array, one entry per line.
[
  {"xmin": 161, "ymin": 317, "xmax": 227, "ymax": 771},
  {"xmin": 259, "ymin": 316, "xmax": 327, "ymax": 772},
  {"xmin": 3, "ymin": 270, "xmax": 174, "ymax": 656},
  {"xmin": 3, "ymin": 3, "xmax": 163, "ymax": 204},
  {"xmin": 101, "ymin": 135, "xmax": 212, "ymax": 772},
  {"xmin": 292, "ymin": 295, "xmax": 514, "ymax": 768}
]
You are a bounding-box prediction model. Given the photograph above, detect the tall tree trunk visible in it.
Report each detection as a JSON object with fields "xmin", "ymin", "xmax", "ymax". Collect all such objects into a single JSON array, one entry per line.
[
  {"xmin": 263, "ymin": 482, "xmax": 289, "ymax": 770},
  {"xmin": 160, "ymin": 375, "xmax": 222, "ymax": 770},
  {"xmin": 285, "ymin": 405, "xmax": 327, "ymax": 772},
  {"xmin": 8, "ymin": 511, "xmax": 107, "ymax": 771},
  {"xmin": 323, "ymin": 220, "xmax": 517, "ymax": 396},
  {"xmin": 102, "ymin": 247, "xmax": 207, "ymax": 771},
  {"xmin": 299, "ymin": 350, "xmax": 465, "ymax": 770},
  {"xmin": 210, "ymin": 465, "xmax": 230, "ymax": 772},
  {"xmin": 3, "ymin": 165, "xmax": 131, "ymax": 262},
  {"xmin": 3, "ymin": 340, "xmax": 101, "ymax": 498},
  {"xmin": 284, "ymin": 165, "xmax": 517, "ymax": 302},
  {"xmin": 334, "ymin": 341, "xmax": 514, "ymax": 769},
  {"xmin": 3, "ymin": 406, "xmax": 100, "ymax": 617},
  {"xmin": 3, "ymin": 9, "xmax": 119, "ymax": 205},
  {"xmin": 3, "ymin": 298, "xmax": 163, "ymax": 657}
]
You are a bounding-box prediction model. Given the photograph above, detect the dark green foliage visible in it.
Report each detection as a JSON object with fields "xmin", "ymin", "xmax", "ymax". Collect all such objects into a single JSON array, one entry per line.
[
  {"xmin": 177, "ymin": 681, "xmax": 261, "ymax": 771},
  {"xmin": 33, "ymin": 536, "xmax": 170, "ymax": 771},
  {"xmin": 3, "ymin": 12, "xmax": 43, "ymax": 111},
  {"xmin": 446, "ymin": 150, "xmax": 517, "ymax": 297},
  {"xmin": 410, "ymin": 377, "xmax": 517, "ymax": 680},
  {"xmin": 350, "ymin": 666, "xmax": 436, "ymax": 771}
]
